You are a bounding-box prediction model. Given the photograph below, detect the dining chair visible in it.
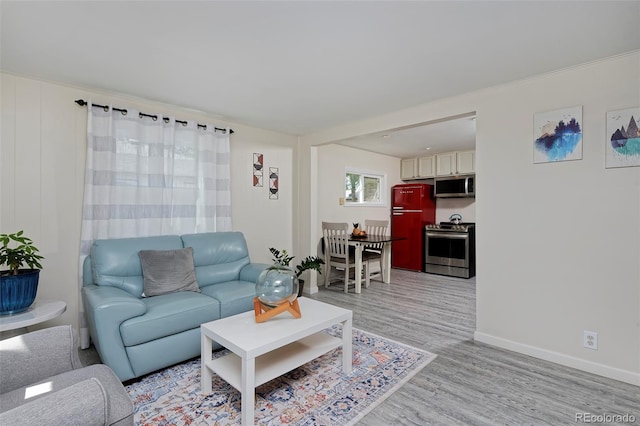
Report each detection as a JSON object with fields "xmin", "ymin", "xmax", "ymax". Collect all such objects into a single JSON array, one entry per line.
[
  {"xmin": 321, "ymin": 222, "xmax": 368, "ymax": 293},
  {"xmin": 363, "ymin": 219, "xmax": 389, "ymax": 283}
]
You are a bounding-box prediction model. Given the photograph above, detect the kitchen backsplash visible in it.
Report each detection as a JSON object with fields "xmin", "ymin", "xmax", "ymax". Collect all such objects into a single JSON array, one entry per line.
[{"xmin": 435, "ymin": 197, "xmax": 476, "ymax": 223}]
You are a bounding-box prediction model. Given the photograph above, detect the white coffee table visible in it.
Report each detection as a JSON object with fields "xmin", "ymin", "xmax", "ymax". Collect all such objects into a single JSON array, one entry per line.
[{"xmin": 200, "ymin": 297, "xmax": 352, "ymax": 426}]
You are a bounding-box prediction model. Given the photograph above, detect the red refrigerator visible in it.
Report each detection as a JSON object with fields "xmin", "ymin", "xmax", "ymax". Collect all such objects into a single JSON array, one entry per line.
[{"xmin": 391, "ymin": 183, "xmax": 436, "ymax": 271}]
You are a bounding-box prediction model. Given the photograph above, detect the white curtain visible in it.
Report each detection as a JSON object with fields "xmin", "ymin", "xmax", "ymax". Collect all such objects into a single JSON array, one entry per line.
[{"xmin": 78, "ymin": 101, "xmax": 231, "ymax": 348}]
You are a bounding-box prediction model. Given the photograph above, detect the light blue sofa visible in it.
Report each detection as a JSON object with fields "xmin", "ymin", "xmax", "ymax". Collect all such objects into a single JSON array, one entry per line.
[{"xmin": 82, "ymin": 232, "xmax": 267, "ymax": 381}]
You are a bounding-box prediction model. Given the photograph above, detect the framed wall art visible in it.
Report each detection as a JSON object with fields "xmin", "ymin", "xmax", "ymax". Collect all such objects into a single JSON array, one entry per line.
[
  {"xmin": 534, "ymin": 106, "xmax": 583, "ymax": 164},
  {"xmin": 269, "ymin": 167, "xmax": 279, "ymax": 200},
  {"xmin": 606, "ymin": 107, "xmax": 640, "ymax": 168},
  {"xmin": 253, "ymin": 153, "xmax": 263, "ymax": 187}
]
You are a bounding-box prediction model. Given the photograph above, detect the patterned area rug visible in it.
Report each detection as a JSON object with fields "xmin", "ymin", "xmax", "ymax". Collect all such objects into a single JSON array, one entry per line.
[{"xmin": 125, "ymin": 327, "xmax": 436, "ymax": 425}]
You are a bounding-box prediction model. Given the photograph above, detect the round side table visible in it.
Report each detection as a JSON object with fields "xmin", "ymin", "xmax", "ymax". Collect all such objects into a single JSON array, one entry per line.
[{"xmin": 0, "ymin": 299, "xmax": 67, "ymax": 339}]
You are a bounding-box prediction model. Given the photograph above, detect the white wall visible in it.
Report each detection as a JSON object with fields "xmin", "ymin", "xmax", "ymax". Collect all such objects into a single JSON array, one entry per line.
[
  {"xmin": 473, "ymin": 53, "xmax": 639, "ymax": 385},
  {"xmin": 301, "ymin": 52, "xmax": 640, "ymax": 385},
  {"xmin": 229, "ymin": 125, "xmax": 296, "ymax": 262},
  {"xmin": 0, "ymin": 73, "xmax": 297, "ymax": 332},
  {"xmin": 317, "ymin": 143, "xmax": 401, "ymax": 232}
]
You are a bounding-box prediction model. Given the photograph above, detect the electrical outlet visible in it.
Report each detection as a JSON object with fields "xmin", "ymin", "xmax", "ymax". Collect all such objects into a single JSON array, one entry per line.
[{"xmin": 583, "ymin": 331, "xmax": 598, "ymax": 350}]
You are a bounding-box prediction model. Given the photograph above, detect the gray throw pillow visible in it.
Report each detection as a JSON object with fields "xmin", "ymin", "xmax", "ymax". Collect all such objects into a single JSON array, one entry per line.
[{"xmin": 139, "ymin": 247, "xmax": 200, "ymax": 297}]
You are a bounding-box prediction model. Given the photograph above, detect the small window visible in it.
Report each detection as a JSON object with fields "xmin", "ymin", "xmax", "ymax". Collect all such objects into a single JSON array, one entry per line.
[{"xmin": 345, "ymin": 169, "xmax": 386, "ymax": 206}]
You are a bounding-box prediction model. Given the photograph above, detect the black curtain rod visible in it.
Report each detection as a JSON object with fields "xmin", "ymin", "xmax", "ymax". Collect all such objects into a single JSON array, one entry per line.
[{"xmin": 74, "ymin": 99, "xmax": 234, "ymax": 134}]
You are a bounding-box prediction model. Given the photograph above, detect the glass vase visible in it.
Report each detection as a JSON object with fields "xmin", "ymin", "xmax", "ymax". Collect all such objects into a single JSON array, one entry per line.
[{"xmin": 255, "ymin": 264, "xmax": 298, "ymax": 307}]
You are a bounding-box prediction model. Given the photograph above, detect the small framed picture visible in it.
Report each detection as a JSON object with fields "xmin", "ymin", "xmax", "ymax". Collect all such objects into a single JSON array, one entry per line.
[
  {"xmin": 253, "ymin": 153, "xmax": 263, "ymax": 187},
  {"xmin": 606, "ymin": 107, "xmax": 640, "ymax": 168},
  {"xmin": 269, "ymin": 167, "xmax": 279, "ymax": 200},
  {"xmin": 534, "ymin": 106, "xmax": 583, "ymax": 164}
]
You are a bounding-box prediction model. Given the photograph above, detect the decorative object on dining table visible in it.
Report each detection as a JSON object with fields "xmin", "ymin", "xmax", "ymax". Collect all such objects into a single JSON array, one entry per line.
[
  {"xmin": 1, "ymin": 231, "xmax": 45, "ymax": 315},
  {"xmin": 351, "ymin": 222, "xmax": 367, "ymax": 238}
]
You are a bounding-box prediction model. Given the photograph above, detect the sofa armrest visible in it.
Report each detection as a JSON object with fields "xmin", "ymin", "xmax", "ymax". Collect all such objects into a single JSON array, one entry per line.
[
  {"xmin": 82, "ymin": 284, "xmax": 146, "ymax": 381},
  {"xmin": 0, "ymin": 325, "xmax": 83, "ymax": 394},
  {"xmin": 0, "ymin": 378, "xmax": 109, "ymax": 426},
  {"xmin": 239, "ymin": 262, "xmax": 269, "ymax": 283}
]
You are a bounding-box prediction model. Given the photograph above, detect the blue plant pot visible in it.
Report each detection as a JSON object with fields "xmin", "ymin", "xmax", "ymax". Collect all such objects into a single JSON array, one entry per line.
[{"xmin": 0, "ymin": 269, "xmax": 40, "ymax": 315}]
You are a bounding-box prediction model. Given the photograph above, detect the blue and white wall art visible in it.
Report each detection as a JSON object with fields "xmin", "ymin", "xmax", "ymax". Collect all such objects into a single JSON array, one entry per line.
[
  {"xmin": 534, "ymin": 106, "xmax": 583, "ymax": 164},
  {"xmin": 606, "ymin": 107, "xmax": 640, "ymax": 168}
]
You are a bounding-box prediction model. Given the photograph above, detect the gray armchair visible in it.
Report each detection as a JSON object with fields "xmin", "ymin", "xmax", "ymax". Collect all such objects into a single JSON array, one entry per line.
[{"xmin": 0, "ymin": 325, "xmax": 134, "ymax": 426}]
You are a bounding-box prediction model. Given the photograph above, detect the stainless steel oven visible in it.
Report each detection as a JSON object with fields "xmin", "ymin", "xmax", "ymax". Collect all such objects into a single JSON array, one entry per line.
[{"xmin": 424, "ymin": 223, "xmax": 475, "ymax": 278}]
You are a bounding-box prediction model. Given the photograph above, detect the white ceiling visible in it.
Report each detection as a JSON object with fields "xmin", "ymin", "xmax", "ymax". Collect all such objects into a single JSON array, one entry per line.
[
  {"xmin": 1, "ymin": 1, "xmax": 639, "ymax": 158},
  {"xmin": 338, "ymin": 112, "xmax": 477, "ymax": 158}
]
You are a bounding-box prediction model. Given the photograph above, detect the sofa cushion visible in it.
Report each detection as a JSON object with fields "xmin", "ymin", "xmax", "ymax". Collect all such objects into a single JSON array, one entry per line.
[
  {"xmin": 90, "ymin": 235, "xmax": 183, "ymax": 297},
  {"xmin": 199, "ymin": 280, "xmax": 257, "ymax": 317},
  {"xmin": 120, "ymin": 292, "xmax": 220, "ymax": 346},
  {"xmin": 139, "ymin": 247, "xmax": 200, "ymax": 297},
  {"xmin": 181, "ymin": 232, "xmax": 251, "ymax": 287}
]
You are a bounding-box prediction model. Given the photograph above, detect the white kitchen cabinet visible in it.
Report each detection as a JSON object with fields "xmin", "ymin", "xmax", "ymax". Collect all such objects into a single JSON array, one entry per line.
[
  {"xmin": 436, "ymin": 152, "xmax": 456, "ymax": 176},
  {"xmin": 400, "ymin": 158, "xmax": 417, "ymax": 179},
  {"xmin": 417, "ymin": 155, "xmax": 436, "ymax": 178},
  {"xmin": 402, "ymin": 150, "xmax": 474, "ymax": 180},
  {"xmin": 456, "ymin": 150, "xmax": 475, "ymax": 174}
]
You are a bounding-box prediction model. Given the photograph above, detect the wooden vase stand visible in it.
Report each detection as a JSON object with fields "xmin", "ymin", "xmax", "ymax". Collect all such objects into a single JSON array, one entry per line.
[{"xmin": 253, "ymin": 297, "xmax": 301, "ymax": 323}]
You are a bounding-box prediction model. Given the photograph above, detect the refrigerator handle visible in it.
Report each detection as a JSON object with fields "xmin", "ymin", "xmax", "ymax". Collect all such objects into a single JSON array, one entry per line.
[
  {"xmin": 392, "ymin": 206, "xmax": 403, "ymax": 210},
  {"xmin": 392, "ymin": 212, "xmax": 403, "ymax": 216}
]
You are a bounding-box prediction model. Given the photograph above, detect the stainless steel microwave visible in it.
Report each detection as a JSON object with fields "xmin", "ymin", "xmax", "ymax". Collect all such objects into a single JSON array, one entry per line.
[{"xmin": 434, "ymin": 175, "xmax": 475, "ymax": 198}]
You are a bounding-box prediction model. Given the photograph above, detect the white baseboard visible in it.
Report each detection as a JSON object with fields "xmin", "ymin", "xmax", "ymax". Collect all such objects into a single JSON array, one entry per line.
[{"xmin": 473, "ymin": 331, "xmax": 640, "ymax": 387}]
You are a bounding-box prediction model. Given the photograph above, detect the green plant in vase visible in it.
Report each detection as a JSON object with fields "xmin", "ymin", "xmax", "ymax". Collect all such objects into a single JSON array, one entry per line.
[
  {"xmin": 269, "ymin": 248, "xmax": 324, "ymax": 278},
  {"xmin": 268, "ymin": 247, "xmax": 324, "ymax": 298},
  {"xmin": 0, "ymin": 231, "xmax": 45, "ymax": 315}
]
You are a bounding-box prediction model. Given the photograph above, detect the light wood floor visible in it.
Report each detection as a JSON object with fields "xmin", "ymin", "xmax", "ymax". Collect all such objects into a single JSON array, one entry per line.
[
  {"xmin": 79, "ymin": 269, "xmax": 639, "ymax": 425},
  {"xmin": 312, "ymin": 269, "xmax": 639, "ymax": 426}
]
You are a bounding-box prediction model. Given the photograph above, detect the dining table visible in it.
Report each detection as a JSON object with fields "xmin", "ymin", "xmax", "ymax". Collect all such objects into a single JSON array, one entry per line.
[{"xmin": 348, "ymin": 234, "xmax": 405, "ymax": 293}]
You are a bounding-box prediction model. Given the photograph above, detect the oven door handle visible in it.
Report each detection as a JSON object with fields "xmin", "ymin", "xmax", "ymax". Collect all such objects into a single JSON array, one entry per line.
[{"xmin": 425, "ymin": 232, "xmax": 469, "ymax": 239}]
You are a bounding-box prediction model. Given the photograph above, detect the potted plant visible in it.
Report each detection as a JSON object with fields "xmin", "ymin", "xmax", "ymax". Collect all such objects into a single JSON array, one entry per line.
[
  {"xmin": 0, "ymin": 231, "xmax": 44, "ymax": 315},
  {"xmin": 268, "ymin": 248, "xmax": 324, "ymax": 297}
]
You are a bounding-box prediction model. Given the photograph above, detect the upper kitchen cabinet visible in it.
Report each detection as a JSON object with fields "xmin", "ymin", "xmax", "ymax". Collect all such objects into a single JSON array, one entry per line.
[
  {"xmin": 401, "ymin": 156, "xmax": 436, "ymax": 179},
  {"xmin": 401, "ymin": 158, "xmax": 418, "ymax": 180},
  {"xmin": 456, "ymin": 150, "xmax": 475, "ymax": 174},
  {"xmin": 435, "ymin": 150, "xmax": 475, "ymax": 176},
  {"xmin": 435, "ymin": 152, "xmax": 456, "ymax": 176},
  {"xmin": 418, "ymin": 156, "xmax": 436, "ymax": 178}
]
